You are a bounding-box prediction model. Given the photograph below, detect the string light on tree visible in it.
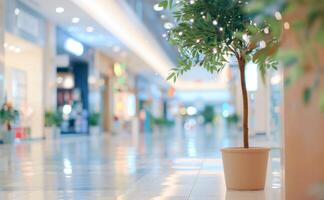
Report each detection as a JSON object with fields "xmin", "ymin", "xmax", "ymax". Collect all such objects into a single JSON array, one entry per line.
[
  {"xmin": 213, "ymin": 20, "xmax": 218, "ymax": 25},
  {"xmin": 259, "ymin": 40, "xmax": 266, "ymax": 49},
  {"xmin": 275, "ymin": 11, "xmax": 282, "ymax": 20},
  {"xmin": 284, "ymin": 22, "xmax": 290, "ymax": 30}
]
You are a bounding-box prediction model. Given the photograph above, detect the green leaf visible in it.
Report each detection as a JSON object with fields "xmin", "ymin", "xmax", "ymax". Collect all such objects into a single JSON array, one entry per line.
[
  {"xmin": 316, "ymin": 26, "xmax": 324, "ymax": 44},
  {"xmin": 167, "ymin": 72, "xmax": 175, "ymax": 81},
  {"xmin": 303, "ymin": 87, "xmax": 312, "ymax": 104},
  {"xmin": 285, "ymin": 66, "xmax": 304, "ymax": 87},
  {"xmin": 159, "ymin": 0, "xmax": 168, "ymax": 9},
  {"xmin": 320, "ymin": 91, "xmax": 324, "ymax": 112},
  {"xmin": 168, "ymin": 0, "xmax": 173, "ymax": 9}
]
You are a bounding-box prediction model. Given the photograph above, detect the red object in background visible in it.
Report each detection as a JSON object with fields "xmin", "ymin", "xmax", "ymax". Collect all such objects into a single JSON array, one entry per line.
[
  {"xmin": 15, "ymin": 127, "xmax": 26, "ymax": 139},
  {"xmin": 168, "ymin": 87, "xmax": 175, "ymax": 97}
]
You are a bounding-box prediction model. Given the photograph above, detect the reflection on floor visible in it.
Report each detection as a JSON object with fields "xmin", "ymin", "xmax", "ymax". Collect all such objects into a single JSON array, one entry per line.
[{"xmin": 0, "ymin": 125, "xmax": 282, "ymax": 200}]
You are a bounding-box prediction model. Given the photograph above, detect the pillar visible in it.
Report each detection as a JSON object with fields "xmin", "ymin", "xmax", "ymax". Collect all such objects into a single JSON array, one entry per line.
[{"xmin": 0, "ymin": 0, "xmax": 5, "ymax": 103}]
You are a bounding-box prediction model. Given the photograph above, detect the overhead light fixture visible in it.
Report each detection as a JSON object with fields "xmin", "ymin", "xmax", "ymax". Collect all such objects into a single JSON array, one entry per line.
[
  {"xmin": 14, "ymin": 8, "xmax": 20, "ymax": 15},
  {"xmin": 56, "ymin": 7, "xmax": 65, "ymax": 13},
  {"xmin": 64, "ymin": 38, "xmax": 84, "ymax": 56},
  {"xmin": 72, "ymin": 17, "xmax": 80, "ymax": 24},
  {"xmin": 153, "ymin": 3, "xmax": 164, "ymax": 11},
  {"xmin": 9, "ymin": 45, "xmax": 15, "ymax": 51},
  {"xmin": 14, "ymin": 47, "xmax": 21, "ymax": 53},
  {"xmin": 86, "ymin": 26, "xmax": 94, "ymax": 33}
]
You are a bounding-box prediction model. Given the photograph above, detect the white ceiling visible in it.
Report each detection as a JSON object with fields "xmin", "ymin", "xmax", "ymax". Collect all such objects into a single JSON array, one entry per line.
[{"xmin": 19, "ymin": 0, "xmax": 230, "ymax": 91}]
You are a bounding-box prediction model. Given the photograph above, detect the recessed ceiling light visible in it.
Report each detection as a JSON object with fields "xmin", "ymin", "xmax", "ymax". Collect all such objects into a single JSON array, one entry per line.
[
  {"xmin": 86, "ymin": 26, "xmax": 94, "ymax": 33},
  {"xmin": 9, "ymin": 45, "xmax": 15, "ymax": 51},
  {"xmin": 14, "ymin": 47, "xmax": 21, "ymax": 53},
  {"xmin": 72, "ymin": 17, "xmax": 80, "ymax": 24},
  {"xmin": 14, "ymin": 8, "xmax": 20, "ymax": 15},
  {"xmin": 56, "ymin": 7, "xmax": 64, "ymax": 13}
]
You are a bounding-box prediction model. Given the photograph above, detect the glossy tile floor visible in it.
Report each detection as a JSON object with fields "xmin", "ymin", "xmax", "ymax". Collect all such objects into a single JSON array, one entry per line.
[{"xmin": 0, "ymin": 124, "xmax": 282, "ymax": 200}]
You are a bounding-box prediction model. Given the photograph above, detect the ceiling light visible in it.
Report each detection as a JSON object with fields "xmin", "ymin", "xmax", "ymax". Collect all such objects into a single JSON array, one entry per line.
[
  {"xmin": 14, "ymin": 8, "xmax": 20, "ymax": 15},
  {"xmin": 9, "ymin": 45, "xmax": 15, "ymax": 51},
  {"xmin": 86, "ymin": 26, "xmax": 94, "ymax": 32},
  {"xmin": 14, "ymin": 47, "xmax": 21, "ymax": 53},
  {"xmin": 153, "ymin": 4, "xmax": 164, "ymax": 11},
  {"xmin": 3, "ymin": 43, "xmax": 8, "ymax": 48},
  {"xmin": 64, "ymin": 38, "xmax": 84, "ymax": 56},
  {"xmin": 72, "ymin": 17, "xmax": 80, "ymax": 24},
  {"xmin": 160, "ymin": 14, "xmax": 166, "ymax": 20},
  {"xmin": 56, "ymin": 7, "xmax": 65, "ymax": 13}
]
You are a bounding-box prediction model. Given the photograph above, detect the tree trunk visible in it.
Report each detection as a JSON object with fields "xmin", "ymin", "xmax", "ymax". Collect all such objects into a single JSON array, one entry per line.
[{"xmin": 238, "ymin": 57, "xmax": 249, "ymax": 148}]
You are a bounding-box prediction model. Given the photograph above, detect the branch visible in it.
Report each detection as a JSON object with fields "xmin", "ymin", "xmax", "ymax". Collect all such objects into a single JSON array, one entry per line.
[{"xmin": 227, "ymin": 44, "xmax": 240, "ymax": 59}]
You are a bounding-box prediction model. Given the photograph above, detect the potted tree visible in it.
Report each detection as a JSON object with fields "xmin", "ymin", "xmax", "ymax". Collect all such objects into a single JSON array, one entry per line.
[
  {"xmin": 89, "ymin": 112, "xmax": 101, "ymax": 135},
  {"xmin": 160, "ymin": 0, "xmax": 282, "ymax": 190},
  {"xmin": 0, "ymin": 102, "xmax": 19, "ymax": 144},
  {"xmin": 44, "ymin": 111, "xmax": 61, "ymax": 139}
]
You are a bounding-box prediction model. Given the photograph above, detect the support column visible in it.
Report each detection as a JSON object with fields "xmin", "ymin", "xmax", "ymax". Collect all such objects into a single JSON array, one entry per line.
[
  {"xmin": 43, "ymin": 22, "xmax": 57, "ymax": 111},
  {"xmin": 0, "ymin": 0, "xmax": 5, "ymax": 103}
]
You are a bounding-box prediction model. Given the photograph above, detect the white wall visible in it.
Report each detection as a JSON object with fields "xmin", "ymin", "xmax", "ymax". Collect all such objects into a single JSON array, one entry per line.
[{"xmin": 4, "ymin": 33, "xmax": 44, "ymax": 139}]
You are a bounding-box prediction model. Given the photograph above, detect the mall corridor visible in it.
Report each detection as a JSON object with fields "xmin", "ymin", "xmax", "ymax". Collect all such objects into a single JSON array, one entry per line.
[
  {"xmin": 0, "ymin": 125, "xmax": 281, "ymax": 200},
  {"xmin": 0, "ymin": 0, "xmax": 324, "ymax": 199}
]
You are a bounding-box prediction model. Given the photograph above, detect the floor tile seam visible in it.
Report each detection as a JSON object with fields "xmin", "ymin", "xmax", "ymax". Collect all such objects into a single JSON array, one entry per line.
[
  {"xmin": 186, "ymin": 158, "xmax": 205, "ymax": 200},
  {"xmin": 116, "ymin": 169, "xmax": 153, "ymax": 199}
]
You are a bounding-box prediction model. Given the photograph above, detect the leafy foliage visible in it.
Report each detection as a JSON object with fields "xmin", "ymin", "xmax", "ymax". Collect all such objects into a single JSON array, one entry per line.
[
  {"xmin": 89, "ymin": 113, "xmax": 101, "ymax": 126},
  {"xmin": 282, "ymin": 0, "xmax": 324, "ymax": 110},
  {"xmin": 44, "ymin": 111, "xmax": 62, "ymax": 127},
  {"xmin": 202, "ymin": 105, "xmax": 215, "ymax": 124},
  {"xmin": 161, "ymin": 0, "xmax": 282, "ymax": 82},
  {"xmin": 0, "ymin": 102, "xmax": 19, "ymax": 131}
]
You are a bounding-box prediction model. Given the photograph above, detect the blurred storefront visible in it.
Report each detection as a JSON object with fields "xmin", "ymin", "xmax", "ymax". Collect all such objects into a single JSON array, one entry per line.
[
  {"xmin": 2, "ymin": 0, "xmax": 46, "ymax": 140},
  {"xmin": 112, "ymin": 62, "xmax": 137, "ymax": 133},
  {"xmin": 55, "ymin": 28, "xmax": 91, "ymax": 134}
]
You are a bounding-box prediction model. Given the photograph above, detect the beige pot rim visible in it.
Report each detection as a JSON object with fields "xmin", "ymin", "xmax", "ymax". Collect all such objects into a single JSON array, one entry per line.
[{"xmin": 221, "ymin": 147, "xmax": 270, "ymax": 153}]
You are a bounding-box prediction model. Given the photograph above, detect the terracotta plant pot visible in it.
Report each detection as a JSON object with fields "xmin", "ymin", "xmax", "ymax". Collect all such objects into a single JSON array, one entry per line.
[{"xmin": 221, "ymin": 147, "xmax": 270, "ymax": 190}]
